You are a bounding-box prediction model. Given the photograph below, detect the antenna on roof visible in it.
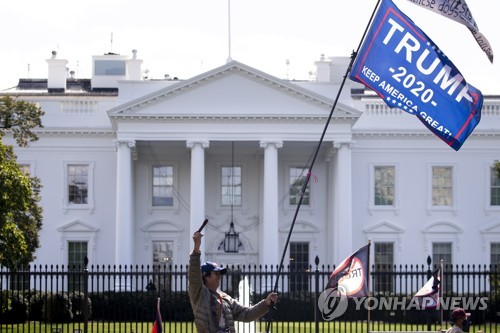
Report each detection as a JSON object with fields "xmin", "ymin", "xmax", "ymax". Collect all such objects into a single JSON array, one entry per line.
[
  {"xmin": 27, "ymin": 64, "xmax": 30, "ymax": 79},
  {"xmin": 226, "ymin": 0, "xmax": 232, "ymax": 63},
  {"xmin": 286, "ymin": 59, "xmax": 290, "ymax": 80},
  {"xmin": 110, "ymin": 32, "xmax": 114, "ymax": 52}
]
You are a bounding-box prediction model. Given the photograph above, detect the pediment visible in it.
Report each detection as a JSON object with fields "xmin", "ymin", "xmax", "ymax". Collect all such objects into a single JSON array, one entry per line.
[
  {"xmin": 422, "ymin": 221, "xmax": 463, "ymax": 234},
  {"xmin": 364, "ymin": 221, "xmax": 405, "ymax": 234},
  {"xmin": 57, "ymin": 220, "xmax": 99, "ymax": 233},
  {"xmin": 108, "ymin": 61, "xmax": 361, "ymax": 120},
  {"xmin": 141, "ymin": 220, "xmax": 183, "ymax": 233},
  {"xmin": 480, "ymin": 221, "xmax": 500, "ymax": 234}
]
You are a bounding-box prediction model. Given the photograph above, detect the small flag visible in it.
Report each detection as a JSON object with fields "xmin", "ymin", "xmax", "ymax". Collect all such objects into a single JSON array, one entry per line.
[
  {"xmin": 349, "ymin": 0, "xmax": 483, "ymax": 151},
  {"xmin": 404, "ymin": 0, "xmax": 493, "ymax": 63},
  {"xmin": 152, "ymin": 298, "xmax": 163, "ymax": 333},
  {"xmin": 326, "ymin": 244, "xmax": 370, "ymax": 298},
  {"xmin": 413, "ymin": 267, "xmax": 441, "ymax": 309}
]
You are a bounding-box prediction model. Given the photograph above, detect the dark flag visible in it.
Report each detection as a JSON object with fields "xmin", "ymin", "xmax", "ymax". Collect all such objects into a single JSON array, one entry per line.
[
  {"xmin": 413, "ymin": 267, "xmax": 441, "ymax": 309},
  {"xmin": 326, "ymin": 244, "xmax": 370, "ymax": 297},
  {"xmin": 349, "ymin": 0, "xmax": 483, "ymax": 151},
  {"xmin": 152, "ymin": 298, "xmax": 163, "ymax": 333}
]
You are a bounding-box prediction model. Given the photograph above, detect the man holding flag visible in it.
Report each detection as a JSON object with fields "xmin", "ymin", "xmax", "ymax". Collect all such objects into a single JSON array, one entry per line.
[{"xmin": 189, "ymin": 230, "xmax": 278, "ymax": 333}]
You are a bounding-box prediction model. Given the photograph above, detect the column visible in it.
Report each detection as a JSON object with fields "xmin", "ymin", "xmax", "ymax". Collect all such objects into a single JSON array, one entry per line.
[
  {"xmin": 333, "ymin": 140, "xmax": 354, "ymax": 262},
  {"xmin": 259, "ymin": 140, "xmax": 283, "ymax": 267},
  {"xmin": 114, "ymin": 139, "xmax": 136, "ymax": 268},
  {"xmin": 187, "ymin": 140, "xmax": 209, "ymax": 261},
  {"xmin": 325, "ymin": 148, "xmax": 336, "ymax": 265}
]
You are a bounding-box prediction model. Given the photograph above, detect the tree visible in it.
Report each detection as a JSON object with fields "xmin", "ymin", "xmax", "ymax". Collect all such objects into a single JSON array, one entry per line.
[
  {"xmin": 494, "ymin": 160, "xmax": 500, "ymax": 178},
  {"xmin": 0, "ymin": 96, "xmax": 43, "ymax": 147},
  {"xmin": 0, "ymin": 96, "xmax": 44, "ymax": 269}
]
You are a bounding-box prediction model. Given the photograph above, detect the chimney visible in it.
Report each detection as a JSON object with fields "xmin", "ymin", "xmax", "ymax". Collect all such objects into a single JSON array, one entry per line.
[
  {"xmin": 127, "ymin": 49, "xmax": 143, "ymax": 80},
  {"xmin": 314, "ymin": 54, "xmax": 331, "ymax": 83},
  {"xmin": 46, "ymin": 51, "xmax": 68, "ymax": 91},
  {"xmin": 328, "ymin": 56, "xmax": 350, "ymax": 84}
]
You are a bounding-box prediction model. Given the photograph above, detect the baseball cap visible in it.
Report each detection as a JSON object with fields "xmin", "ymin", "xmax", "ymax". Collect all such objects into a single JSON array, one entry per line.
[
  {"xmin": 451, "ymin": 308, "xmax": 470, "ymax": 321},
  {"xmin": 201, "ymin": 262, "xmax": 227, "ymax": 274}
]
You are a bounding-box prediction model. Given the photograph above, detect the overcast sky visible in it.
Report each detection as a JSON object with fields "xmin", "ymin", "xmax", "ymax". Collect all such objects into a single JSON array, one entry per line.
[{"xmin": 1, "ymin": 0, "xmax": 498, "ymax": 94}]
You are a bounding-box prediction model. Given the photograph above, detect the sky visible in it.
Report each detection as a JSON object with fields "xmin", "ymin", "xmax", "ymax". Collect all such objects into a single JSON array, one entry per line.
[{"xmin": 1, "ymin": 0, "xmax": 499, "ymax": 94}]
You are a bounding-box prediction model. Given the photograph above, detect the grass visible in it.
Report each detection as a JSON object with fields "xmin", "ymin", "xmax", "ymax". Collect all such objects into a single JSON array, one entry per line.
[{"xmin": 1, "ymin": 321, "xmax": 500, "ymax": 333}]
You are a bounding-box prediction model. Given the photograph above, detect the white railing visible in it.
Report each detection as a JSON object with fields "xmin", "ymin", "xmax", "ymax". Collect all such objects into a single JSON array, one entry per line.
[
  {"xmin": 60, "ymin": 100, "xmax": 98, "ymax": 113},
  {"xmin": 364, "ymin": 100, "xmax": 500, "ymax": 116}
]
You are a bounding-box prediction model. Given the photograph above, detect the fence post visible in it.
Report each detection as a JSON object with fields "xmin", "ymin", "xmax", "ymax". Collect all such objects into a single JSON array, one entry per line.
[
  {"xmin": 315, "ymin": 255, "xmax": 320, "ymax": 333},
  {"xmin": 83, "ymin": 256, "xmax": 89, "ymax": 333},
  {"xmin": 426, "ymin": 255, "xmax": 432, "ymax": 331}
]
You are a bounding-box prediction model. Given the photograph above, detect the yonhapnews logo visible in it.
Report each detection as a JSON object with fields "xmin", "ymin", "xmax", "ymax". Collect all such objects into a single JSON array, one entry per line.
[
  {"xmin": 317, "ymin": 286, "xmax": 349, "ymax": 320},
  {"xmin": 317, "ymin": 292, "xmax": 488, "ymax": 321}
]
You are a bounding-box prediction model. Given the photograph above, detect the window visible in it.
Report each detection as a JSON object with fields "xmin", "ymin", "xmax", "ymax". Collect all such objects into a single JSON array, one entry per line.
[
  {"xmin": 18, "ymin": 164, "xmax": 31, "ymax": 175},
  {"xmin": 289, "ymin": 167, "xmax": 310, "ymax": 206},
  {"xmin": 289, "ymin": 242, "xmax": 309, "ymax": 291},
  {"xmin": 10, "ymin": 265, "xmax": 30, "ymax": 291},
  {"xmin": 491, "ymin": 243, "xmax": 500, "ymax": 268},
  {"xmin": 221, "ymin": 166, "xmax": 242, "ymax": 206},
  {"xmin": 374, "ymin": 242, "xmax": 394, "ymax": 293},
  {"xmin": 68, "ymin": 241, "xmax": 88, "ymax": 291},
  {"xmin": 491, "ymin": 167, "xmax": 500, "ymax": 206},
  {"xmin": 67, "ymin": 164, "xmax": 89, "ymax": 204},
  {"xmin": 432, "ymin": 242, "xmax": 452, "ymax": 267},
  {"xmin": 433, "ymin": 242, "xmax": 452, "ymax": 292},
  {"xmin": 153, "ymin": 166, "xmax": 174, "ymax": 206},
  {"xmin": 432, "ymin": 166, "xmax": 453, "ymax": 206},
  {"xmin": 94, "ymin": 60, "xmax": 126, "ymax": 75},
  {"xmin": 374, "ymin": 166, "xmax": 395, "ymax": 206},
  {"xmin": 152, "ymin": 241, "xmax": 173, "ymax": 291}
]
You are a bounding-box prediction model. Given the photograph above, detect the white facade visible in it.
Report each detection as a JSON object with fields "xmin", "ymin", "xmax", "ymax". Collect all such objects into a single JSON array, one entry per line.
[{"xmin": 2, "ymin": 51, "xmax": 500, "ymax": 270}]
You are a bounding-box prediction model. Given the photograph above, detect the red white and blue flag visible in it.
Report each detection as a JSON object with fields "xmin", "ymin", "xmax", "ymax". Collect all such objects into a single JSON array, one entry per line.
[
  {"xmin": 326, "ymin": 244, "xmax": 370, "ymax": 298},
  {"xmin": 413, "ymin": 267, "xmax": 441, "ymax": 309},
  {"xmin": 151, "ymin": 298, "xmax": 163, "ymax": 333},
  {"xmin": 349, "ymin": 0, "xmax": 483, "ymax": 151}
]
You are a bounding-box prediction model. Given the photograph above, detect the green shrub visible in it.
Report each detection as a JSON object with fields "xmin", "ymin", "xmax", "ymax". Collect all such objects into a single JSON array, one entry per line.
[
  {"xmin": 0, "ymin": 290, "xmax": 28, "ymax": 323},
  {"xmin": 0, "ymin": 290, "xmax": 12, "ymax": 313},
  {"xmin": 69, "ymin": 291, "xmax": 92, "ymax": 321},
  {"xmin": 25, "ymin": 290, "xmax": 49, "ymax": 321},
  {"xmin": 42, "ymin": 292, "xmax": 73, "ymax": 323}
]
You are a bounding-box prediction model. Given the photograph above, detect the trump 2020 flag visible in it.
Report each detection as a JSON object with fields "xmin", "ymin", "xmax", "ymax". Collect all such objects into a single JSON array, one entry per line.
[
  {"xmin": 349, "ymin": 0, "xmax": 483, "ymax": 151},
  {"xmin": 413, "ymin": 267, "xmax": 441, "ymax": 309},
  {"xmin": 152, "ymin": 298, "xmax": 163, "ymax": 333},
  {"xmin": 326, "ymin": 244, "xmax": 369, "ymax": 297}
]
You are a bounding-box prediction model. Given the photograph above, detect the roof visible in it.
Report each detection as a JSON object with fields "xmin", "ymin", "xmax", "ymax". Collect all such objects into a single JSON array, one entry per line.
[
  {"xmin": 1, "ymin": 78, "xmax": 118, "ymax": 96},
  {"xmin": 108, "ymin": 60, "xmax": 362, "ymax": 120}
]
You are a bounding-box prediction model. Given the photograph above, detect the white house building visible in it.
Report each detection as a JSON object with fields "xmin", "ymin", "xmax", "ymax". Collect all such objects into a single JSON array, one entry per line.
[{"xmin": 1, "ymin": 50, "xmax": 500, "ymax": 274}]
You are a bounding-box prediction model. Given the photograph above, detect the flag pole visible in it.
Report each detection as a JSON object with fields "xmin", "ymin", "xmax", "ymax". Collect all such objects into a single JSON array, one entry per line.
[
  {"xmin": 264, "ymin": 1, "xmax": 382, "ymax": 332},
  {"xmin": 367, "ymin": 239, "xmax": 372, "ymax": 333},
  {"xmin": 440, "ymin": 259, "xmax": 444, "ymax": 328}
]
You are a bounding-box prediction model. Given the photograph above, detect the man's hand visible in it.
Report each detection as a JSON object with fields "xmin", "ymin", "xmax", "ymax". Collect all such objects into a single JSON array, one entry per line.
[
  {"xmin": 192, "ymin": 231, "xmax": 203, "ymax": 254},
  {"xmin": 265, "ymin": 292, "xmax": 278, "ymax": 307}
]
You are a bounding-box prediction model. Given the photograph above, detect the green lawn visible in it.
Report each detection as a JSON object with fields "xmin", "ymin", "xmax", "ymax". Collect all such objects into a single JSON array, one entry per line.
[{"xmin": 1, "ymin": 322, "xmax": 499, "ymax": 333}]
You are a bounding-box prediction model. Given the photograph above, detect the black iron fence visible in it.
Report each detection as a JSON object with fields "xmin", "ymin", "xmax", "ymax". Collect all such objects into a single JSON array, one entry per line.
[{"xmin": 1, "ymin": 259, "xmax": 499, "ymax": 333}]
